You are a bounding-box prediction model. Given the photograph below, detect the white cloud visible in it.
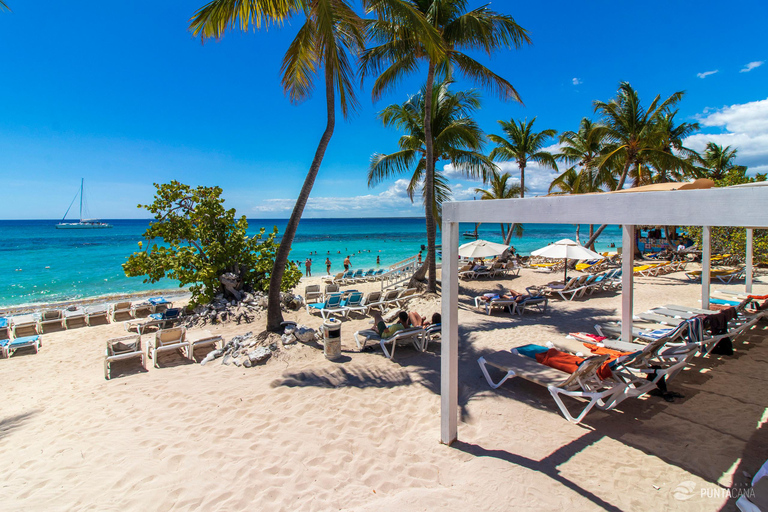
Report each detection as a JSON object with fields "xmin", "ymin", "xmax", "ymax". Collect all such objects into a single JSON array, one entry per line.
[
  {"xmin": 685, "ymin": 98, "xmax": 768, "ymax": 173},
  {"xmin": 252, "ymin": 179, "xmax": 424, "ymax": 217},
  {"xmin": 697, "ymin": 70, "xmax": 718, "ymax": 79},
  {"xmin": 740, "ymin": 61, "xmax": 764, "ymax": 73},
  {"xmin": 572, "ymin": 78, "xmax": 582, "ymax": 86}
]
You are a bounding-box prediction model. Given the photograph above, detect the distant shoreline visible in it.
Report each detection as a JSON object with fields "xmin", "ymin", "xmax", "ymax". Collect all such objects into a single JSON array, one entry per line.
[{"xmin": 0, "ymin": 289, "xmax": 190, "ymax": 316}]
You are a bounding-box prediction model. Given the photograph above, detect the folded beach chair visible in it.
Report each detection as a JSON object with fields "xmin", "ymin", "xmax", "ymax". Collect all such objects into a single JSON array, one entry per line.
[
  {"xmin": 63, "ymin": 306, "xmax": 87, "ymax": 329},
  {"xmin": 0, "ymin": 335, "xmax": 42, "ymax": 358},
  {"xmin": 478, "ymin": 350, "xmax": 621, "ymax": 424},
  {"xmin": 85, "ymin": 304, "xmax": 110, "ymax": 325},
  {"xmin": 10, "ymin": 315, "xmax": 38, "ymax": 338},
  {"xmin": 104, "ymin": 334, "xmax": 144, "ymax": 379},
  {"xmin": 110, "ymin": 301, "xmax": 133, "ymax": 322},
  {"xmin": 186, "ymin": 330, "xmax": 223, "ymax": 360},
  {"xmin": 304, "ymin": 284, "xmax": 323, "ymax": 304},
  {"xmin": 148, "ymin": 326, "xmax": 188, "ymax": 367},
  {"xmin": 36, "ymin": 309, "xmax": 64, "ymax": 333},
  {"xmin": 306, "ymin": 293, "xmax": 345, "ymax": 320},
  {"xmin": 353, "ymin": 327, "xmax": 426, "ymax": 359}
]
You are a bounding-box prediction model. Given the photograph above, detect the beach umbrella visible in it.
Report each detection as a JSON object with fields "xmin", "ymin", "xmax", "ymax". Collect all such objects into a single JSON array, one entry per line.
[
  {"xmin": 458, "ymin": 239, "xmax": 509, "ymax": 259},
  {"xmin": 531, "ymin": 239, "xmax": 604, "ymax": 282}
]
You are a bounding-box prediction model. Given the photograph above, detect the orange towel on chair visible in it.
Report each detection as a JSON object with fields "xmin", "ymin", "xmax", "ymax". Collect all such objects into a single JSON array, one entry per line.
[{"xmin": 535, "ymin": 348, "xmax": 614, "ymax": 380}]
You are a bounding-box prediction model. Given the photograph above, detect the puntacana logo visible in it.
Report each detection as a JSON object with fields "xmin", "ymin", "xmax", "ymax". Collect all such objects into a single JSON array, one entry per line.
[{"xmin": 673, "ymin": 481, "xmax": 697, "ymax": 501}]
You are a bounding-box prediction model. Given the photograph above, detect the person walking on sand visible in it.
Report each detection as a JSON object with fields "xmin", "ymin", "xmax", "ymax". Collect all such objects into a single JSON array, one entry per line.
[
  {"xmin": 417, "ymin": 251, "xmax": 422, "ymax": 265},
  {"xmin": 325, "ymin": 257, "xmax": 331, "ymax": 275},
  {"xmin": 344, "ymin": 255, "xmax": 351, "ymax": 271},
  {"xmin": 305, "ymin": 258, "xmax": 312, "ymax": 277}
]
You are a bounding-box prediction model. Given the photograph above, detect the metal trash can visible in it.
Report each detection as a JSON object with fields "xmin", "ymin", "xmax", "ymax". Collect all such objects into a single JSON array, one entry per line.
[{"xmin": 322, "ymin": 319, "xmax": 342, "ymax": 360}]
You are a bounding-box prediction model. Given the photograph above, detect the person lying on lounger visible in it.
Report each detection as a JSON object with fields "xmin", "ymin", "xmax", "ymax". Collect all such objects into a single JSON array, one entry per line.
[
  {"xmin": 406, "ymin": 311, "xmax": 441, "ymax": 328},
  {"xmin": 480, "ymin": 289, "xmax": 532, "ymax": 303},
  {"xmin": 369, "ymin": 310, "xmax": 409, "ymax": 338}
]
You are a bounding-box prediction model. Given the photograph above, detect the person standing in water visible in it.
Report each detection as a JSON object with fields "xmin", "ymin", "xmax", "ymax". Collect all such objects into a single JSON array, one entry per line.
[
  {"xmin": 305, "ymin": 258, "xmax": 312, "ymax": 277},
  {"xmin": 325, "ymin": 257, "xmax": 331, "ymax": 275},
  {"xmin": 343, "ymin": 255, "xmax": 351, "ymax": 271},
  {"xmin": 376, "ymin": 255, "xmax": 380, "ymax": 266}
]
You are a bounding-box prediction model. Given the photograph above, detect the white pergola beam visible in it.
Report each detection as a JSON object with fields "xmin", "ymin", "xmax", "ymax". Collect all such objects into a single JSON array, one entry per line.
[
  {"xmin": 746, "ymin": 228, "xmax": 754, "ymax": 293},
  {"xmin": 621, "ymin": 226, "xmax": 635, "ymax": 343},
  {"xmin": 440, "ymin": 221, "xmax": 459, "ymax": 445},
  {"xmin": 445, "ymin": 188, "xmax": 768, "ymax": 227},
  {"xmin": 702, "ymin": 227, "xmax": 711, "ymax": 309}
]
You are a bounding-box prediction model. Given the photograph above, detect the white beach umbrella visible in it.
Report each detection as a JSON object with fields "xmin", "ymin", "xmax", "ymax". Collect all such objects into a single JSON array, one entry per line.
[
  {"xmin": 531, "ymin": 239, "xmax": 604, "ymax": 282},
  {"xmin": 458, "ymin": 239, "xmax": 509, "ymax": 259}
]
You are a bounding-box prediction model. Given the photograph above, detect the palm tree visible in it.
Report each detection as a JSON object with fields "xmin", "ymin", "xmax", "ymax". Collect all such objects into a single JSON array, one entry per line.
[
  {"xmin": 362, "ymin": 0, "xmax": 530, "ymax": 292},
  {"xmin": 554, "ymin": 118, "xmax": 613, "ymax": 192},
  {"xmin": 0, "ymin": 2, "xmax": 10, "ymax": 11},
  {"xmin": 701, "ymin": 142, "xmax": 745, "ymax": 180},
  {"xmin": 583, "ymin": 82, "xmax": 689, "ymax": 248},
  {"xmin": 369, "ymin": 81, "xmax": 494, "ymax": 236},
  {"xmin": 649, "ymin": 110, "xmax": 700, "ymax": 183},
  {"xmin": 189, "ymin": 0, "xmax": 364, "ymax": 331},
  {"xmin": 488, "ymin": 117, "xmax": 558, "ymax": 198},
  {"xmin": 474, "ymin": 169, "xmax": 523, "ymax": 240}
]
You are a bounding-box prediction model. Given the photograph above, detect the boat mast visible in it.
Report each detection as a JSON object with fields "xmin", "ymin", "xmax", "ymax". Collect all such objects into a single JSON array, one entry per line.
[{"xmin": 79, "ymin": 178, "xmax": 84, "ymax": 222}]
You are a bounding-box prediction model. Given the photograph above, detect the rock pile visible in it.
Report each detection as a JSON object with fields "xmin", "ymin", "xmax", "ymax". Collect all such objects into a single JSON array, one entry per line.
[
  {"xmin": 184, "ymin": 291, "xmax": 304, "ymax": 328},
  {"xmin": 200, "ymin": 325, "xmax": 318, "ymax": 368}
]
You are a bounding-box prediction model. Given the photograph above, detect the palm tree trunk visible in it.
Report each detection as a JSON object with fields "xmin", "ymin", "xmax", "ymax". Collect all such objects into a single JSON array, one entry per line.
[
  {"xmin": 500, "ymin": 223, "xmax": 506, "ymax": 239},
  {"xmin": 588, "ymin": 224, "xmax": 594, "ymax": 250},
  {"xmin": 584, "ymin": 224, "xmax": 608, "ymax": 249},
  {"xmin": 519, "ymin": 162, "xmax": 526, "ymax": 198},
  {"xmin": 423, "ymin": 62, "xmax": 437, "ymax": 293},
  {"xmin": 575, "ymin": 224, "xmax": 581, "ymax": 245},
  {"xmin": 615, "ymin": 158, "xmax": 632, "ymax": 190},
  {"xmin": 504, "ymin": 223, "xmax": 517, "ymax": 245},
  {"xmin": 266, "ymin": 67, "xmax": 335, "ymax": 331}
]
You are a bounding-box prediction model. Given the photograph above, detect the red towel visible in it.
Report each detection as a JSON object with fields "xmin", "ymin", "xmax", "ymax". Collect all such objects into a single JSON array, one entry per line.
[{"xmin": 535, "ymin": 349, "xmax": 614, "ymax": 380}]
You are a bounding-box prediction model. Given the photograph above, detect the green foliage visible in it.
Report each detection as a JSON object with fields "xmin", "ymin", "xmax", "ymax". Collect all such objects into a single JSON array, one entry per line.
[
  {"xmin": 686, "ymin": 171, "xmax": 768, "ymax": 264},
  {"xmin": 123, "ymin": 181, "xmax": 301, "ymax": 304}
]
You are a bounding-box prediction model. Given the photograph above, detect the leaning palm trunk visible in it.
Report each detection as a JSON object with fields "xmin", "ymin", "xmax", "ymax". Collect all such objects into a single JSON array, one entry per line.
[
  {"xmin": 423, "ymin": 62, "xmax": 437, "ymax": 293},
  {"xmin": 504, "ymin": 223, "xmax": 517, "ymax": 246},
  {"xmin": 266, "ymin": 69, "xmax": 335, "ymax": 331}
]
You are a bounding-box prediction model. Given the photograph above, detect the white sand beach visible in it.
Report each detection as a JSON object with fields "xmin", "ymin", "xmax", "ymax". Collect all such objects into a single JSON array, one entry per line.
[{"xmin": 1, "ymin": 266, "xmax": 767, "ymax": 511}]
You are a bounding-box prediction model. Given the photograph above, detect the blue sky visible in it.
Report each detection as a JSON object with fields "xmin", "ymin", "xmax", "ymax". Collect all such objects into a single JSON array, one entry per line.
[{"xmin": 1, "ymin": 0, "xmax": 766, "ymax": 219}]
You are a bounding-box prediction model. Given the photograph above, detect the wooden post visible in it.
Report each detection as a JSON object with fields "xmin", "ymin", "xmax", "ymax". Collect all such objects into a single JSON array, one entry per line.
[
  {"xmin": 746, "ymin": 228, "xmax": 754, "ymax": 294},
  {"xmin": 702, "ymin": 226, "xmax": 711, "ymax": 309},
  {"xmin": 621, "ymin": 225, "xmax": 635, "ymax": 343},
  {"xmin": 441, "ymin": 220, "xmax": 459, "ymax": 445}
]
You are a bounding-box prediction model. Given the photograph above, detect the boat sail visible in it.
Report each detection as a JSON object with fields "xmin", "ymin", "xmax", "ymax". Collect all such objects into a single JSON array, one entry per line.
[{"xmin": 55, "ymin": 179, "xmax": 113, "ymax": 229}]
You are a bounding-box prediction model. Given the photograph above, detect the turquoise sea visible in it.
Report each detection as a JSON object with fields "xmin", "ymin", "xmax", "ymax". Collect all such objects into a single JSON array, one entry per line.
[{"xmin": 0, "ymin": 219, "xmax": 622, "ymax": 308}]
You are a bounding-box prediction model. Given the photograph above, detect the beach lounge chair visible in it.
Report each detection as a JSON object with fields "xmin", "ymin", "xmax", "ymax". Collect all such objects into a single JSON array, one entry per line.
[
  {"xmin": 85, "ymin": 304, "xmax": 109, "ymax": 325},
  {"xmin": 104, "ymin": 334, "xmax": 144, "ymax": 379},
  {"xmin": 359, "ymin": 291, "xmax": 382, "ymax": 314},
  {"xmin": 10, "ymin": 315, "xmax": 38, "ymax": 338},
  {"xmin": 148, "ymin": 326, "xmax": 188, "ymax": 367},
  {"xmin": 370, "ymin": 269, "xmax": 385, "ymax": 280},
  {"xmin": 366, "ymin": 289, "xmax": 398, "ymax": 312},
  {"xmin": 394, "ymin": 287, "xmax": 418, "ymax": 307},
  {"xmin": 306, "ymin": 294, "xmax": 345, "ymax": 320},
  {"xmin": 0, "ymin": 335, "xmax": 42, "ymax": 358},
  {"xmin": 0, "ymin": 318, "xmax": 7, "ymax": 340},
  {"xmin": 304, "ymin": 284, "xmax": 323, "ymax": 304},
  {"xmin": 736, "ymin": 458, "xmax": 768, "ymax": 512},
  {"xmin": 187, "ymin": 330, "xmax": 223, "ymax": 360},
  {"xmin": 36, "ymin": 309, "xmax": 64, "ymax": 333},
  {"xmin": 422, "ymin": 323, "xmax": 441, "ymax": 351},
  {"xmin": 148, "ymin": 296, "xmax": 171, "ymax": 313},
  {"xmin": 684, "ymin": 267, "xmax": 745, "ymax": 283},
  {"xmin": 131, "ymin": 301, "xmax": 153, "ymax": 318},
  {"xmin": 324, "ymin": 283, "xmax": 340, "ymax": 298},
  {"xmin": 477, "ymin": 350, "xmax": 620, "ymax": 424},
  {"xmin": 110, "ymin": 301, "xmax": 133, "ymax": 322},
  {"xmin": 63, "ymin": 306, "xmax": 87, "ymax": 329},
  {"xmin": 340, "ymin": 292, "xmax": 365, "ymax": 317},
  {"xmin": 504, "ymin": 260, "xmax": 522, "ymax": 276},
  {"xmin": 353, "ymin": 327, "xmax": 426, "ymax": 359},
  {"xmin": 511, "ymin": 296, "xmax": 549, "ymax": 316},
  {"xmin": 322, "ymin": 272, "xmax": 344, "ymax": 283},
  {"xmin": 124, "ymin": 308, "xmax": 181, "ymax": 335}
]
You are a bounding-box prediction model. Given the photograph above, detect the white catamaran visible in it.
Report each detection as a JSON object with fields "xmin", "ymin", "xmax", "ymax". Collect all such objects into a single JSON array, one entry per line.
[{"xmin": 56, "ymin": 178, "xmax": 113, "ymax": 229}]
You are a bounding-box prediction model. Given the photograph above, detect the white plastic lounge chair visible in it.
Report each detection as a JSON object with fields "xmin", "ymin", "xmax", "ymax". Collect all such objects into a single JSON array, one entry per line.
[
  {"xmin": 123, "ymin": 308, "xmax": 181, "ymax": 335},
  {"xmin": 422, "ymin": 323, "xmax": 441, "ymax": 352},
  {"xmin": 504, "ymin": 260, "xmax": 522, "ymax": 276},
  {"xmin": 340, "ymin": 292, "xmax": 366, "ymax": 316},
  {"xmin": 104, "ymin": 334, "xmax": 144, "ymax": 379},
  {"xmin": 306, "ymin": 294, "xmax": 345, "ymax": 320},
  {"xmin": 556, "ymin": 275, "xmax": 589, "ymax": 300},
  {"xmin": 110, "ymin": 301, "xmax": 133, "ymax": 322},
  {"xmin": 187, "ymin": 330, "xmax": 223, "ymax": 360},
  {"xmin": 85, "ymin": 304, "xmax": 109, "ymax": 325},
  {"xmin": 304, "ymin": 284, "xmax": 323, "ymax": 304},
  {"xmin": 322, "ymin": 272, "xmax": 344, "ymax": 283},
  {"xmin": 478, "ymin": 351, "xmax": 620, "ymax": 424},
  {"xmin": 131, "ymin": 301, "xmax": 153, "ymax": 318},
  {"xmin": 395, "ymin": 288, "xmax": 418, "ymax": 307},
  {"xmin": 36, "ymin": 310, "xmax": 64, "ymax": 333},
  {"xmin": 62, "ymin": 306, "xmax": 87, "ymax": 329},
  {"xmin": 10, "ymin": 315, "xmax": 38, "ymax": 338},
  {"xmin": 148, "ymin": 326, "xmax": 188, "ymax": 367},
  {"xmin": 0, "ymin": 335, "xmax": 42, "ymax": 358},
  {"xmin": 324, "ymin": 283, "xmax": 340, "ymax": 298},
  {"xmin": 148, "ymin": 296, "xmax": 171, "ymax": 313},
  {"xmin": 736, "ymin": 458, "xmax": 768, "ymax": 512},
  {"xmin": 359, "ymin": 291, "xmax": 382, "ymax": 314},
  {"xmin": 511, "ymin": 296, "xmax": 549, "ymax": 316},
  {"xmin": 353, "ymin": 327, "xmax": 426, "ymax": 359}
]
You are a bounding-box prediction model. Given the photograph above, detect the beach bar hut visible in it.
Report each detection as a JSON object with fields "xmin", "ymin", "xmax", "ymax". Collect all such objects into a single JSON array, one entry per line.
[{"xmin": 439, "ymin": 184, "xmax": 768, "ymax": 445}]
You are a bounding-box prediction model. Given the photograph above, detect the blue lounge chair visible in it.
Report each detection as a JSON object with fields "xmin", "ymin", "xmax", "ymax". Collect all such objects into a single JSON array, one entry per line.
[
  {"xmin": 306, "ymin": 294, "xmax": 345, "ymax": 320},
  {"xmin": 0, "ymin": 318, "xmax": 7, "ymax": 340},
  {"xmin": 1, "ymin": 335, "xmax": 42, "ymax": 358},
  {"xmin": 341, "ymin": 292, "xmax": 365, "ymax": 316}
]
